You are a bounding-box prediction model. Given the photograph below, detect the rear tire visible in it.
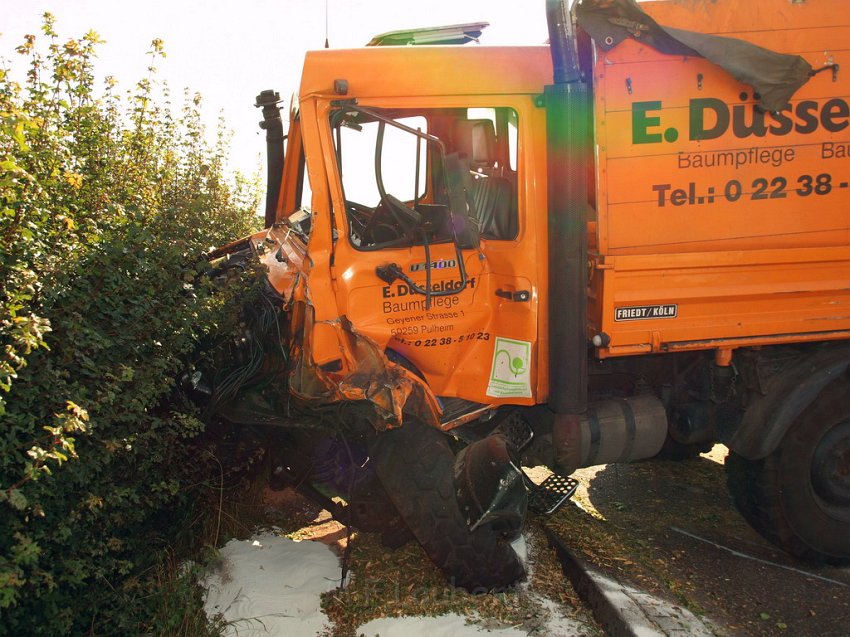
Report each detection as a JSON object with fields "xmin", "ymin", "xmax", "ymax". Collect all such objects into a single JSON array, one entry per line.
[
  {"xmin": 726, "ymin": 379, "xmax": 850, "ymax": 564},
  {"xmin": 369, "ymin": 420, "xmax": 525, "ymax": 591}
]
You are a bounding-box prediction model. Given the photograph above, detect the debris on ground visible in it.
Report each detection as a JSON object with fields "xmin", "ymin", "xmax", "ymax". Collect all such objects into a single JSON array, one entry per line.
[{"xmin": 202, "ymin": 487, "xmax": 600, "ymax": 636}]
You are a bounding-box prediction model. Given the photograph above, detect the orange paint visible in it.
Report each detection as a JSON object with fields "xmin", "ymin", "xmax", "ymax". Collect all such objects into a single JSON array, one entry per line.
[{"xmin": 266, "ymin": 0, "xmax": 850, "ymax": 425}]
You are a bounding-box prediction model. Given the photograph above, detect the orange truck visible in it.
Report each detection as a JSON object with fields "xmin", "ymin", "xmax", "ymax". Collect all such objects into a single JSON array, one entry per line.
[{"xmin": 202, "ymin": 0, "xmax": 850, "ymax": 589}]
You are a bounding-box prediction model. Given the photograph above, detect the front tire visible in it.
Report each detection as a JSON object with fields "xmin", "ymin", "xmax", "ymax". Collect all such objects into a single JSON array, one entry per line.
[
  {"xmin": 726, "ymin": 379, "xmax": 850, "ymax": 564},
  {"xmin": 369, "ymin": 420, "xmax": 525, "ymax": 591}
]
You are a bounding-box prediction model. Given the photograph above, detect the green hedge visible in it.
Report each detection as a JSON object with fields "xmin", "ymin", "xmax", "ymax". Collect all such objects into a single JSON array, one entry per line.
[{"xmin": 0, "ymin": 15, "xmax": 261, "ymax": 634}]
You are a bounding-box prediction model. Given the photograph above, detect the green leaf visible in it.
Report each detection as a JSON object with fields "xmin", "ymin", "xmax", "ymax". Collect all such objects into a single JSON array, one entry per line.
[{"xmin": 3, "ymin": 489, "xmax": 29, "ymax": 511}]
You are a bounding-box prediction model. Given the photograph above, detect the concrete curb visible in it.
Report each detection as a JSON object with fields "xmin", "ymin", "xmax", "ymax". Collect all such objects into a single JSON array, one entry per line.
[{"xmin": 544, "ymin": 527, "xmax": 717, "ymax": 637}]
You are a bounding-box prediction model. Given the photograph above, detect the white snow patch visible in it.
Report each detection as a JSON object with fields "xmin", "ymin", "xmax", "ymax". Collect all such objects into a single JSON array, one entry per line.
[
  {"xmin": 532, "ymin": 595, "xmax": 589, "ymax": 636},
  {"xmin": 357, "ymin": 614, "xmax": 529, "ymax": 636},
  {"xmin": 510, "ymin": 534, "xmax": 528, "ymax": 571},
  {"xmin": 513, "ymin": 532, "xmax": 591, "ymax": 637},
  {"xmin": 203, "ymin": 532, "xmax": 342, "ymax": 636},
  {"xmin": 202, "ymin": 530, "xmax": 592, "ymax": 637}
]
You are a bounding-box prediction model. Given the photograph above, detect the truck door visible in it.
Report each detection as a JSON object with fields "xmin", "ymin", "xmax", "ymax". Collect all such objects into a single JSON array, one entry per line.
[{"xmin": 320, "ymin": 101, "xmax": 542, "ymax": 414}]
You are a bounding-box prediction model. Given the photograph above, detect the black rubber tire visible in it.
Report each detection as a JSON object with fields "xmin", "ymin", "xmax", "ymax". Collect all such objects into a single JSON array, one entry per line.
[
  {"xmin": 726, "ymin": 379, "xmax": 850, "ymax": 565},
  {"xmin": 369, "ymin": 421, "xmax": 525, "ymax": 591}
]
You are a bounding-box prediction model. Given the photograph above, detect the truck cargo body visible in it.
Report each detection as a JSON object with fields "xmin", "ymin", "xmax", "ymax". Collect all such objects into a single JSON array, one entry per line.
[{"xmin": 590, "ymin": 0, "xmax": 850, "ymax": 358}]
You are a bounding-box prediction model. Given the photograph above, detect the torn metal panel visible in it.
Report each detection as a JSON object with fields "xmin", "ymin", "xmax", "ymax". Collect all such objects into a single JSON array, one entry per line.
[
  {"xmin": 288, "ymin": 303, "xmax": 443, "ymax": 430},
  {"xmin": 575, "ymin": 0, "xmax": 814, "ymax": 111},
  {"xmin": 256, "ymin": 223, "xmax": 309, "ymax": 303},
  {"xmin": 209, "ymin": 224, "xmax": 443, "ymax": 431},
  {"xmin": 255, "ymin": 217, "xmax": 445, "ymax": 429}
]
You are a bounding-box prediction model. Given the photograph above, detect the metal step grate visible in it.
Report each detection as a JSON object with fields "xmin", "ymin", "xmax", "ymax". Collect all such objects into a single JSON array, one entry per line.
[{"xmin": 529, "ymin": 474, "xmax": 579, "ymax": 515}]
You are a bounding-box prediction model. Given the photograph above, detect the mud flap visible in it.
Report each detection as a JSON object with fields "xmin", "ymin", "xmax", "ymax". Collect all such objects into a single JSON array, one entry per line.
[{"xmin": 453, "ymin": 434, "xmax": 528, "ymax": 538}]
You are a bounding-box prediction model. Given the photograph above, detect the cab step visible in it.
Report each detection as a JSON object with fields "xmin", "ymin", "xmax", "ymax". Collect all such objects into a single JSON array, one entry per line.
[
  {"xmin": 492, "ymin": 410, "xmax": 534, "ymax": 452},
  {"xmin": 528, "ymin": 473, "xmax": 579, "ymax": 515}
]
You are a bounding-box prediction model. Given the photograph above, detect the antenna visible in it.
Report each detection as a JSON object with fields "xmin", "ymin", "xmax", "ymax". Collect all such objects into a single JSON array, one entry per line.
[{"xmin": 324, "ymin": 0, "xmax": 329, "ymax": 48}]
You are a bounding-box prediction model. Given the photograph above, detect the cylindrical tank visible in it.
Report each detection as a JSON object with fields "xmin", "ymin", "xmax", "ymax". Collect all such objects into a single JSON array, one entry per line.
[{"xmin": 554, "ymin": 394, "xmax": 669, "ymax": 471}]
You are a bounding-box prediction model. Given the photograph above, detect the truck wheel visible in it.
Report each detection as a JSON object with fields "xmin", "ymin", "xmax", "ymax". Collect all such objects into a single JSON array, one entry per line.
[
  {"xmin": 369, "ymin": 420, "xmax": 526, "ymax": 591},
  {"xmin": 726, "ymin": 379, "xmax": 850, "ymax": 564}
]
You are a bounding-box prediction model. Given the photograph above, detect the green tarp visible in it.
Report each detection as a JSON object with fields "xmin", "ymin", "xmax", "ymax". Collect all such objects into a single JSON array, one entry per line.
[{"xmin": 575, "ymin": 0, "xmax": 815, "ymax": 111}]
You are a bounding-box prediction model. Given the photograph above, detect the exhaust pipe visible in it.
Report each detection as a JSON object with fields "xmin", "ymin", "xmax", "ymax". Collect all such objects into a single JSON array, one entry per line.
[
  {"xmin": 255, "ymin": 89, "xmax": 285, "ymax": 228},
  {"xmin": 545, "ymin": 0, "xmax": 589, "ymax": 416},
  {"xmin": 546, "ymin": 0, "xmax": 581, "ymax": 84}
]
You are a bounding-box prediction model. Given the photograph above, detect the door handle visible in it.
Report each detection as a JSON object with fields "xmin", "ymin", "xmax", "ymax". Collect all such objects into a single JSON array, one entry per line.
[{"xmin": 496, "ymin": 289, "xmax": 530, "ymax": 302}]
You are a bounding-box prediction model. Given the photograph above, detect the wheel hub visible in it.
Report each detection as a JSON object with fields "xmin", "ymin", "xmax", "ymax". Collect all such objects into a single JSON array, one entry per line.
[{"xmin": 811, "ymin": 421, "xmax": 850, "ymax": 507}]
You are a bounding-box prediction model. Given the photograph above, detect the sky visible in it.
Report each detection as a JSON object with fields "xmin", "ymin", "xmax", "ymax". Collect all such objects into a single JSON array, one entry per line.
[{"xmin": 0, "ymin": 0, "xmax": 550, "ymax": 177}]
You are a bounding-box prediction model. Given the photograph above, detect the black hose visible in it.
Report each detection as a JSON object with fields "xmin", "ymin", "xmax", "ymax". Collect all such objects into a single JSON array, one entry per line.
[
  {"xmin": 546, "ymin": 0, "xmax": 582, "ymax": 85},
  {"xmin": 256, "ymin": 90, "xmax": 285, "ymax": 228}
]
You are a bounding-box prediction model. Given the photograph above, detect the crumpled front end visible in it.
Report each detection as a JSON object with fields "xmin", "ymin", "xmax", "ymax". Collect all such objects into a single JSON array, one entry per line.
[
  {"xmin": 287, "ymin": 307, "xmax": 441, "ymax": 430},
  {"xmin": 207, "ymin": 222, "xmax": 442, "ymax": 431}
]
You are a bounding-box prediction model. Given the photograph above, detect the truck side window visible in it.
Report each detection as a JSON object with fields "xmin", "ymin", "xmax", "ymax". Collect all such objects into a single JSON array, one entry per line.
[
  {"xmin": 298, "ymin": 153, "xmax": 312, "ymax": 211},
  {"xmin": 507, "ymin": 109, "xmax": 518, "ymax": 172},
  {"xmin": 337, "ymin": 116, "xmax": 427, "ymax": 206},
  {"xmin": 330, "ymin": 106, "xmax": 519, "ymax": 248},
  {"xmin": 332, "ymin": 110, "xmax": 441, "ymax": 250},
  {"xmin": 462, "ymin": 107, "xmax": 519, "ymax": 240}
]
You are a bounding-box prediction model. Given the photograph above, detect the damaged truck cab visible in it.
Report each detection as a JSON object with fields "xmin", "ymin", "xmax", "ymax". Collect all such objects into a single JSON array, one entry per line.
[
  {"xmin": 207, "ymin": 0, "xmax": 850, "ymax": 589},
  {"xmin": 272, "ymin": 52, "xmax": 554, "ymax": 424}
]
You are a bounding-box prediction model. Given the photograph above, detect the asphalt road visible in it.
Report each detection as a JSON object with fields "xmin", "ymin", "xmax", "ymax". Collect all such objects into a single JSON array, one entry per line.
[{"xmin": 557, "ymin": 446, "xmax": 850, "ymax": 637}]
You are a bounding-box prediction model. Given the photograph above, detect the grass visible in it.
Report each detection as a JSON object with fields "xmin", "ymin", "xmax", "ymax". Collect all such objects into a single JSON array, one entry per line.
[
  {"xmin": 145, "ymin": 553, "xmax": 229, "ymax": 637},
  {"xmin": 318, "ymin": 528, "xmax": 531, "ymax": 636}
]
